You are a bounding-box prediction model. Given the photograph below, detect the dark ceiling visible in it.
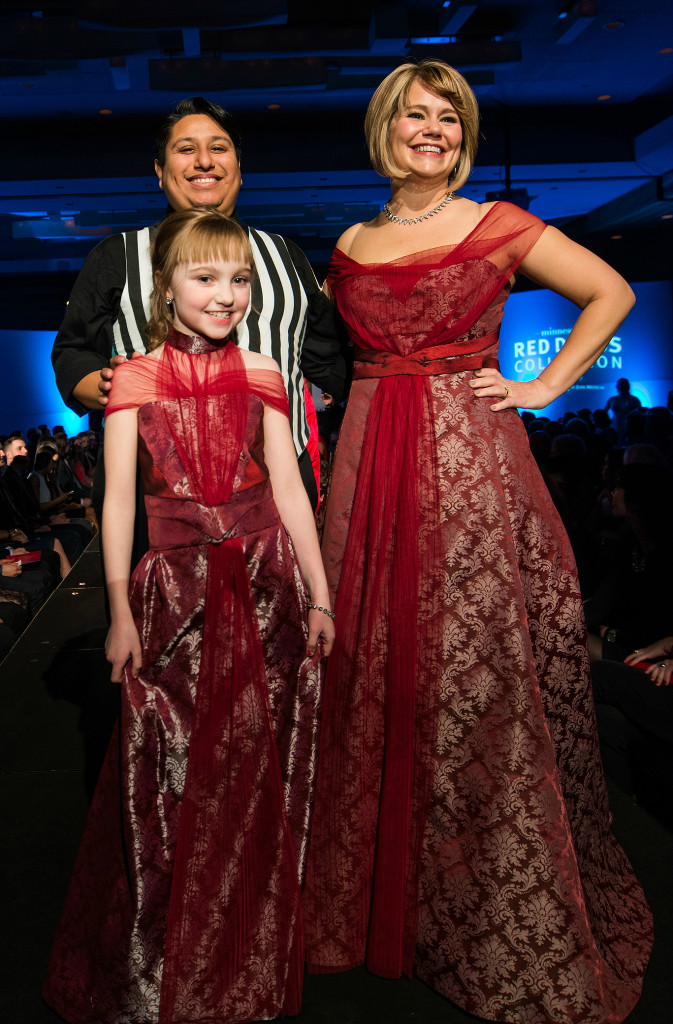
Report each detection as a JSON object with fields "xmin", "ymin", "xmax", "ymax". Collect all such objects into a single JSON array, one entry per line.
[{"xmin": 1, "ymin": 0, "xmax": 672, "ymax": 327}]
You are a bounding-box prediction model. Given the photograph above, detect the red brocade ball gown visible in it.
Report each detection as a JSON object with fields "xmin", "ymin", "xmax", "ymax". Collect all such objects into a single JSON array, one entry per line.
[
  {"xmin": 304, "ymin": 203, "xmax": 653, "ymax": 1023},
  {"xmin": 43, "ymin": 328, "xmax": 322, "ymax": 1024}
]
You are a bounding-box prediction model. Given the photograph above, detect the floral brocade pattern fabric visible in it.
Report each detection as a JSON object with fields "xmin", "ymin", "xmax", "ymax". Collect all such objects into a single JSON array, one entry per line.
[
  {"xmin": 304, "ymin": 203, "xmax": 653, "ymax": 1023},
  {"xmin": 44, "ymin": 332, "xmax": 321, "ymax": 1024}
]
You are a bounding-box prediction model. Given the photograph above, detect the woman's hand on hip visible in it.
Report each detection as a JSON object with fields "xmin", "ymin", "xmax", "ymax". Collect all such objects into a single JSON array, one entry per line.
[{"xmin": 469, "ymin": 369, "xmax": 554, "ymax": 411}]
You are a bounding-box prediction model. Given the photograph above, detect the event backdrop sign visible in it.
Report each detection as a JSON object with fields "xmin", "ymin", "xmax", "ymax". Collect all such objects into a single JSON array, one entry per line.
[{"xmin": 498, "ymin": 280, "xmax": 673, "ymax": 418}]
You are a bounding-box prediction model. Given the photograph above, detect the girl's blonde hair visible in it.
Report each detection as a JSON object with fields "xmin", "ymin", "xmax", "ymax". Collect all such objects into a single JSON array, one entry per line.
[
  {"xmin": 364, "ymin": 59, "xmax": 480, "ymax": 190},
  {"xmin": 146, "ymin": 209, "xmax": 254, "ymax": 349}
]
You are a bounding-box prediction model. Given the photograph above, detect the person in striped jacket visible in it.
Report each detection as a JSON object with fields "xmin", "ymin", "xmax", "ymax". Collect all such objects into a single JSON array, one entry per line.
[{"xmin": 52, "ymin": 97, "xmax": 348, "ymax": 563}]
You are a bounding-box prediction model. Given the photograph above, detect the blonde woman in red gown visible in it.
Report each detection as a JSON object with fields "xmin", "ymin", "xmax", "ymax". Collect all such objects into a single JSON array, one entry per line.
[
  {"xmin": 304, "ymin": 60, "xmax": 653, "ymax": 1024},
  {"xmin": 44, "ymin": 210, "xmax": 335, "ymax": 1024}
]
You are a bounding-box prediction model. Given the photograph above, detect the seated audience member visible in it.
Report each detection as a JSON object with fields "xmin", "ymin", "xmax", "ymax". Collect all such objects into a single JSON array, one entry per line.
[
  {"xmin": 543, "ymin": 418, "xmax": 563, "ymax": 439},
  {"xmin": 1, "ymin": 548, "xmax": 57, "ymax": 617},
  {"xmin": 32, "ymin": 443, "xmax": 93, "ymax": 526},
  {"xmin": 549, "ymin": 433, "xmax": 594, "ymax": 524},
  {"xmin": 2, "ymin": 439, "xmax": 73, "ymax": 580},
  {"xmin": 593, "ymin": 447, "xmax": 625, "ymax": 521},
  {"xmin": 52, "ymin": 432, "xmax": 92, "ymax": 501},
  {"xmin": 591, "ymin": 408, "xmax": 618, "ymax": 447},
  {"xmin": 585, "ymin": 430, "xmax": 613, "ymax": 475},
  {"xmin": 563, "ymin": 416, "xmax": 591, "ymax": 442},
  {"xmin": 623, "ymin": 443, "xmax": 666, "ymax": 467},
  {"xmin": 550, "ymin": 432, "xmax": 587, "ymax": 461},
  {"xmin": 2, "ymin": 435, "xmax": 87, "ymax": 563},
  {"xmin": 528, "ymin": 429, "xmax": 551, "ymax": 467},
  {"xmin": 592, "ymin": 635, "xmax": 673, "ymax": 826},
  {"xmin": 0, "ymin": 506, "xmax": 71, "ymax": 583},
  {"xmin": 28, "ymin": 449, "xmax": 74, "ymax": 514},
  {"xmin": 70, "ymin": 434, "xmax": 94, "ymax": 489},
  {"xmin": 644, "ymin": 406, "xmax": 671, "ymax": 454},
  {"xmin": 624, "ymin": 409, "xmax": 646, "ymax": 446}
]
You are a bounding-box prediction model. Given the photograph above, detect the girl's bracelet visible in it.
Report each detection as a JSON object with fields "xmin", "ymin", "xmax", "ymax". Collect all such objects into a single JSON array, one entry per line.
[{"xmin": 309, "ymin": 603, "xmax": 335, "ymax": 621}]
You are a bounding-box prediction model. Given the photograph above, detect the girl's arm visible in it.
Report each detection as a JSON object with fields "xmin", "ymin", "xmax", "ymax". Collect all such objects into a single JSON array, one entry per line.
[
  {"xmin": 102, "ymin": 407, "xmax": 142, "ymax": 682},
  {"xmin": 263, "ymin": 404, "xmax": 335, "ymax": 656},
  {"xmin": 469, "ymin": 225, "xmax": 635, "ymax": 410}
]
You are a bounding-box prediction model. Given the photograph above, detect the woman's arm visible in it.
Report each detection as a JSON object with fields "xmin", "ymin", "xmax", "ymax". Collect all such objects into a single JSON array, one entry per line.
[
  {"xmin": 263, "ymin": 404, "xmax": 335, "ymax": 656},
  {"xmin": 32, "ymin": 474, "xmax": 72, "ymax": 512},
  {"xmin": 470, "ymin": 226, "xmax": 635, "ymax": 410},
  {"xmin": 102, "ymin": 408, "xmax": 142, "ymax": 681},
  {"xmin": 29, "ymin": 473, "xmax": 63, "ymax": 511}
]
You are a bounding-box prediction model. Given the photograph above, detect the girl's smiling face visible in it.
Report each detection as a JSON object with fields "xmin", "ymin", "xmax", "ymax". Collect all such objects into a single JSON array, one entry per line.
[{"xmin": 166, "ymin": 257, "xmax": 252, "ymax": 341}]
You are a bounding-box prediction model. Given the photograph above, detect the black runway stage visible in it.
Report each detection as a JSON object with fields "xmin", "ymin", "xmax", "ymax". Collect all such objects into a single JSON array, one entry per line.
[{"xmin": 1, "ymin": 537, "xmax": 671, "ymax": 1024}]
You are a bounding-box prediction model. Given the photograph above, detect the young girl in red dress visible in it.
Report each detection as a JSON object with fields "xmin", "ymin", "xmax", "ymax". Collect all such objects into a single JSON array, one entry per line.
[{"xmin": 44, "ymin": 209, "xmax": 334, "ymax": 1024}]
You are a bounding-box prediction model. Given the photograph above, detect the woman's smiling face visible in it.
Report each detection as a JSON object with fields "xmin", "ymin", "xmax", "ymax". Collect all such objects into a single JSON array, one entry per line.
[{"xmin": 388, "ymin": 79, "xmax": 463, "ymax": 182}]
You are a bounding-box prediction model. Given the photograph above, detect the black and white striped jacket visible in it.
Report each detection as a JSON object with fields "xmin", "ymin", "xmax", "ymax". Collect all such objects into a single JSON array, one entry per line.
[{"xmin": 53, "ymin": 222, "xmax": 346, "ymax": 456}]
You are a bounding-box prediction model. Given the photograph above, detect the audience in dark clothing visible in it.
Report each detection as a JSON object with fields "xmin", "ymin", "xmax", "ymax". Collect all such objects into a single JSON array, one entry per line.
[
  {"xmin": 0, "ymin": 427, "xmax": 100, "ymax": 659},
  {"xmin": 515, "ymin": 399, "xmax": 673, "ymax": 826},
  {"xmin": 592, "ymin": 641, "xmax": 673, "ymax": 828}
]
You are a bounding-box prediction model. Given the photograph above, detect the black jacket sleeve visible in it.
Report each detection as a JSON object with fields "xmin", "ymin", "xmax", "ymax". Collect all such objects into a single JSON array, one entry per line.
[
  {"xmin": 284, "ymin": 239, "xmax": 351, "ymax": 402},
  {"xmin": 51, "ymin": 235, "xmax": 127, "ymax": 415}
]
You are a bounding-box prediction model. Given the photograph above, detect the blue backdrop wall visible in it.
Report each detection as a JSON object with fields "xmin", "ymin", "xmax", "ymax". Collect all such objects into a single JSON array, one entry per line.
[{"xmin": 1, "ymin": 330, "xmax": 82, "ymax": 438}]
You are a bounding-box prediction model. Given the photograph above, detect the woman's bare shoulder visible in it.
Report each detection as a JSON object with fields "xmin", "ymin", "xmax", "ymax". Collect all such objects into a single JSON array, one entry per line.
[
  {"xmin": 451, "ymin": 195, "xmax": 497, "ymax": 228},
  {"xmin": 476, "ymin": 199, "xmax": 499, "ymax": 215},
  {"xmin": 335, "ymin": 222, "xmax": 368, "ymax": 256}
]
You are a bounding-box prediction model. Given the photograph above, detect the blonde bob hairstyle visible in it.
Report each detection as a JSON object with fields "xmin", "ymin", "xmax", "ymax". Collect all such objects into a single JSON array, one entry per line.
[
  {"xmin": 146, "ymin": 208, "xmax": 254, "ymax": 350},
  {"xmin": 365, "ymin": 59, "xmax": 480, "ymax": 191}
]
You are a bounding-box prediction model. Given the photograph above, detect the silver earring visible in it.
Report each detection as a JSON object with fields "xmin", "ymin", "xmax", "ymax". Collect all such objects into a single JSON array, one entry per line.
[{"xmin": 166, "ymin": 297, "xmax": 173, "ymax": 306}]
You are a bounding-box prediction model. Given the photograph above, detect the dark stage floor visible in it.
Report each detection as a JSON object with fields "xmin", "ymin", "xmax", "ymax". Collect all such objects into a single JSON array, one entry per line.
[{"xmin": 1, "ymin": 537, "xmax": 671, "ymax": 1024}]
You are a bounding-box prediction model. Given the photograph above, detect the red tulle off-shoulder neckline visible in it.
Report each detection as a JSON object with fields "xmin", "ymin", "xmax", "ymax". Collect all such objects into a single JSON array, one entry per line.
[{"xmin": 332, "ymin": 201, "xmax": 504, "ymax": 267}]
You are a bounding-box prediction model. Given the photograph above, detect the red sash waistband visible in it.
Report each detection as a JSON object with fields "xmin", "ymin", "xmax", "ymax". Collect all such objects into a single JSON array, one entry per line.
[
  {"xmin": 353, "ymin": 333, "xmax": 499, "ymax": 379},
  {"xmin": 146, "ymin": 490, "xmax": 279, "ymax": 550}
]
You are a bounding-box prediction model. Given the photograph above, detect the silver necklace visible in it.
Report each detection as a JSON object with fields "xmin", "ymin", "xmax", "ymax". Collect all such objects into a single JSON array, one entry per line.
[{"xmin": 382, "ymin": 190, "xmax": 455, "ymax": 225}]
